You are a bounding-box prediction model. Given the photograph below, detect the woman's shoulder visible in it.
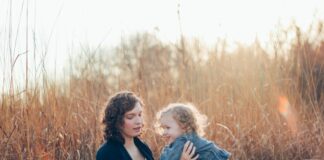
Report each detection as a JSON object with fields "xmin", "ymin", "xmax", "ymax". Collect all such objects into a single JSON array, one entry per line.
[
  {"xmin": 96, "ymin": 140, "xmax": 120, "ymax": 159},
  {"xmin": 98, "ymin": 140, "xmax": 119, "ymax": 150}
]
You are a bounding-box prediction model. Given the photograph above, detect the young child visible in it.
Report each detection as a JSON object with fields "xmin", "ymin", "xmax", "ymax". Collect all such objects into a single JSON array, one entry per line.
[{"xmin": 155, "ymin": 103, "xmax": 230, "ymax": 160}]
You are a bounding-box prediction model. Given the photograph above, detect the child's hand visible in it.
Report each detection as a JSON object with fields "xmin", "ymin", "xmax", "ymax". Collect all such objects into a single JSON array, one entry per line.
[{"xmin": 180, "ymin": 141, "xmax": 199, "ymax": 160}]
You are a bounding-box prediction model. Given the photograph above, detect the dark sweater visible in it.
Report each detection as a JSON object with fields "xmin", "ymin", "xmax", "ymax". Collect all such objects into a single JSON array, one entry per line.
[{"xmin": 96, "ymin": 137, "xmax": 154, "ymax": 160}]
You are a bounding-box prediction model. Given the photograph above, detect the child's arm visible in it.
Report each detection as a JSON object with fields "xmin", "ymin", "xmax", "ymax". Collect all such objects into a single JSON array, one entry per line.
[{"xmin": 201, "ymin": 142, "xmax": 230, "ymax": 160}]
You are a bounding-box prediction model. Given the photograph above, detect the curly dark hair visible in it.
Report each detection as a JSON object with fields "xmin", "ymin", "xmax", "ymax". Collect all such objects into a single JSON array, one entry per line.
[{"xmin": 102, "ymin": 91, "xmax": 143, "ymax": 144}]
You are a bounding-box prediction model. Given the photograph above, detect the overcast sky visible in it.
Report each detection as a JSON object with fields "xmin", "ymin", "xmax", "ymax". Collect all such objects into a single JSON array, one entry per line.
[{"xmin": 1, "ymin": 0, "xmax": 324, "ymax": 93}]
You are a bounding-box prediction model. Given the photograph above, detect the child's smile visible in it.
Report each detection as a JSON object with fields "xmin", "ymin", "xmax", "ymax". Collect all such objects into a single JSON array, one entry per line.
[{"xmin": 159, "ymin": 113, "xmax": 185, "ymax": 144}]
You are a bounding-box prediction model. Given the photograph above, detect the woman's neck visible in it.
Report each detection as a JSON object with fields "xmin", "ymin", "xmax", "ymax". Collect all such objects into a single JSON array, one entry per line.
[
  {"xmin": 124, "ymin": 136, "xmax": 135, "ymax": 148},
  {"xmin": 123, "ymin": 136, "xmax": 145, "ymax": 160}
]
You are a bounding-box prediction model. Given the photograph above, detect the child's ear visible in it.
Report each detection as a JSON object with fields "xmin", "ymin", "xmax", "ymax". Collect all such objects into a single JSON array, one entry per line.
[
  {"xmin": 184, "ymin": 126, "xmax": 194, "ymax": 133},
  {"xmin": 181, "ymin": 125, "xmax": 189, "ymax": 133}
]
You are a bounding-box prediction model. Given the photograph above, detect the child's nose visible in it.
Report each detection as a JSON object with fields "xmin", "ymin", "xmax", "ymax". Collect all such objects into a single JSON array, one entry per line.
[{"xmin": 162, "ymin": 130, "xmax": 168, "ymax": 136}]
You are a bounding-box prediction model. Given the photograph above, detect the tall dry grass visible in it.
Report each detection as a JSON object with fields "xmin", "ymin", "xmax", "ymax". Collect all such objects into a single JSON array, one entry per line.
[{"xmin": 1, "ymin": 22, "xmax": 324, "ymax": 159}]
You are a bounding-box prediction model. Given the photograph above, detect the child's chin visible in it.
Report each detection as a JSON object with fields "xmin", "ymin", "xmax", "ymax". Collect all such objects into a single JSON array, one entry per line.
[
  {"xmin": 162, "ymin": 137, "xmax": 174, "ymax": 144},
  {"xmin": 167, "ymin": 139, "xmax": 174, "ymax": 144}
]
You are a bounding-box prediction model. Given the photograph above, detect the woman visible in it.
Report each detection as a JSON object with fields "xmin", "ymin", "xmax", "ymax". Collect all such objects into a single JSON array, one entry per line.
[{"xmin": 96, "ymin": 91, "xmax": 198, "ymax": 160}]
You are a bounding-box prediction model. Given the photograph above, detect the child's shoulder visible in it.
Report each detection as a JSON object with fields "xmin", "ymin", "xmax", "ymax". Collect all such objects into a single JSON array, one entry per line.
[
  {"xmin": 170, "ymin": 133, "xmax": 197, "ymax": 146},
  {"xmin": 169, "ymin": 135, "xmax": 189, "ymax": 147}
]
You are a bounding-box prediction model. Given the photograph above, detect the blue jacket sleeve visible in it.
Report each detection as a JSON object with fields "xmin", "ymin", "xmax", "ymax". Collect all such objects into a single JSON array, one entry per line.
[{"xmin": 160, "ymin": 138, "xmax": 187, "ymax": 160}]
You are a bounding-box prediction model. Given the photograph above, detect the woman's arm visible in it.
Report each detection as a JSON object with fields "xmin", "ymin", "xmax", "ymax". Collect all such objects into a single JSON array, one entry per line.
[{"xmin": 180, "ymin": 141, "xmax": 199, "ymax": 160}]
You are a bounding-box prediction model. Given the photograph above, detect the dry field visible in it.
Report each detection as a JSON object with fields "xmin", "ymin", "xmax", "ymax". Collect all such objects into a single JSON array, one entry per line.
[{"xmin": 1, "ymin": 22, "xmax": 324, "ymax": 159}]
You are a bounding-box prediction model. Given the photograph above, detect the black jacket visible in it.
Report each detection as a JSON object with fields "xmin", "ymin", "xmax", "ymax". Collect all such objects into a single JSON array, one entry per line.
[{"xmin": 96, "ymin": 137, "xmax": 154, "ymax": 160}]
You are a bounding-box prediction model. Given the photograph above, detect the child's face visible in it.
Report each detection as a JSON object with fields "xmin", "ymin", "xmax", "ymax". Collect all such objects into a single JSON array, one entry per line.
[{"xmin": 160, "ymin": 113, "xmax": 185, "ymax": 144}]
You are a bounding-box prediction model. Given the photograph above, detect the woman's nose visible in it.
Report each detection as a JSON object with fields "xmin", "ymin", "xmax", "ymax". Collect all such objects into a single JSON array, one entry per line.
[{"xmin": 135, "ymin": 116, "xmax": 143, "ymax": 124}]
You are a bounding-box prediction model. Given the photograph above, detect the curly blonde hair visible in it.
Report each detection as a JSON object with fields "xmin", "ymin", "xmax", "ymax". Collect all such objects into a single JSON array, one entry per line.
[{"xmin": 155, "ymin": 103, "xmax": 208, "ymax": 137}]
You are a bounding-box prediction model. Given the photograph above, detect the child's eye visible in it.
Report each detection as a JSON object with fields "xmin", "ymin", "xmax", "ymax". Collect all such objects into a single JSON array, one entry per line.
[{"xmin": 163, "ymin": 126, "xmax": 170, "ymax": 130}]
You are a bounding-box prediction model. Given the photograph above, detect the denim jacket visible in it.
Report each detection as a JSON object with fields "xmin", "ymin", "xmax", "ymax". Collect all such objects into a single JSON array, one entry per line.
[{"xmin": 160, "ymin": 132, "xmax": 230, "ymax": 160}]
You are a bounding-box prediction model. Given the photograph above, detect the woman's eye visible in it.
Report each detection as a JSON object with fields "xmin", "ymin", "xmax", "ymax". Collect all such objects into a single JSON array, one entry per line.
[{"xmin": 126, "ymin": 116, "xmax": 134, "ymax": 119}]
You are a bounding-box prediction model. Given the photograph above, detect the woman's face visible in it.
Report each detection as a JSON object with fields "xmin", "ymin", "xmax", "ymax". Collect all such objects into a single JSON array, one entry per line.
[
  {"xmin": 120, "ymin": 102, "xmax": 143, "ymax": 139},
  {"xmin": 160, "ymin": 113, "xmax": 185, "ymax": 144}
]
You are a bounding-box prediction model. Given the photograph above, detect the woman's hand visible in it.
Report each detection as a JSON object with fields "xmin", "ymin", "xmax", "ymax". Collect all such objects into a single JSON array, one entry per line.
[{"xmin": 180, "ymin": 141, "xmax": 199, "ymax": 160}]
